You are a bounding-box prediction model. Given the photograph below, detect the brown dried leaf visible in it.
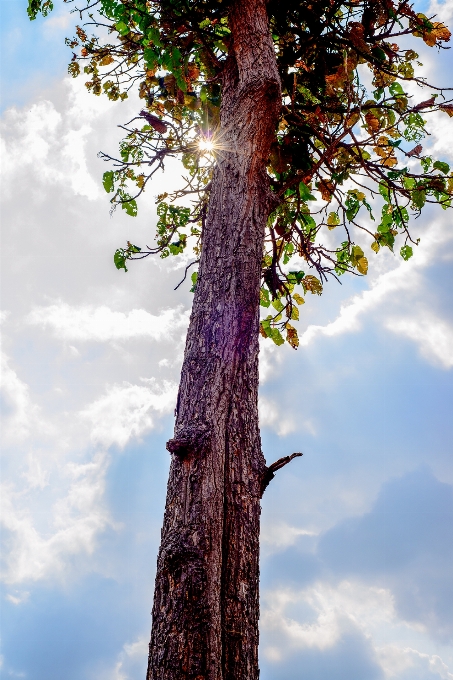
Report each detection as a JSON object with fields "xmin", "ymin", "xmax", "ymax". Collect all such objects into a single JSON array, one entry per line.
[
  {"xmin": 139, "ymin": 110, "xmax": 168, "ymax": 133},
  {"xmin": 413, "ymin": 96, "xmax": 436, "ymax": 111},
  {"xmin": 365, "ymin": 112, "xmax": 381, "ymax": 132},
  {"xmin": 406, "ymin": 144, "xmax": 423, "ymax": 157},
  {"xmin": 440, "ymin": 104, "xmax": 453, "ymax": 118},
  {"xmin": 316, "ymin": 179, "xmax": 335, "ymax": 201}
]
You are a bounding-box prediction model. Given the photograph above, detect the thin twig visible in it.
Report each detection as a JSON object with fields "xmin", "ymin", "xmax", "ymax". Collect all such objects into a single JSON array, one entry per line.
[{"xmin": 174, "ymin": 259, "xmax": 200, "ymax": 290}]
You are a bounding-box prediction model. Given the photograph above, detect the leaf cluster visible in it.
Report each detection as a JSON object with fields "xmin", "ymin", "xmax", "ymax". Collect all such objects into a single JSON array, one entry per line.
[{"xmin": 29, "ymin": 0, "xmax": 453, "ymax": 348}]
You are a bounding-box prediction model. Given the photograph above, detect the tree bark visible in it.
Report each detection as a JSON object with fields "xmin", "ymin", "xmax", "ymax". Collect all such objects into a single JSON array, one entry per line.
[{"xmin": 147, "ymin": 1, "xmax": 281, "ymax": 678}]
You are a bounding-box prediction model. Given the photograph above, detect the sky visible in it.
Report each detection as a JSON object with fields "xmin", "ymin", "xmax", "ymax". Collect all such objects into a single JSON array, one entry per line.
[{"xmin": 0, "ymin": 0, "xmax": 452, "ymax": 678}]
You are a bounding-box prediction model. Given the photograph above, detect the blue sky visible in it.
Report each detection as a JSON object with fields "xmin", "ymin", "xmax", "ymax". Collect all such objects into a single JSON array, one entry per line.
[{"xmin": 1, "ymin": 1, "xmax": 453, "ymax": 678}]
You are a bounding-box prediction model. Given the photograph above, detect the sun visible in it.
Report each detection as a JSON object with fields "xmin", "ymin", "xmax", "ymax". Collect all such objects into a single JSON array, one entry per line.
[{"xmin": 198, "ymin": 138, "xmax": 215, "ymax": 154}]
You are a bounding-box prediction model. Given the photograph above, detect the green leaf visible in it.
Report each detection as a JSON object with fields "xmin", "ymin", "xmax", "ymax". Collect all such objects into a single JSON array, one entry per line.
[
  {"xmin": 389, "ymin": 82, "xmax": 405, "ymax": 96},
  {"xmin": 379, "ymin": 182, "xmax": 390, "ymax": 201},
  {"xmin": 114, "ymin": 249, "xmax": 128, "ymax": 272},
  {"xmin": 190, "ymin": 271, "xmax": 198, "ymax": 293},
  {"xmin": 260, "ymin": 318, "xmax": 272, "ymax": 337},
  {"xmin": 433, "ymin": 160, "xmax": 450, "ymax": 174},
  {"xmin": 270, "ymin": 328, "xmax": 285, "ymax": 346},
  {"xmin": 403, "ymin": 176, "xmax": 415, "ymax": 190},
  {"xmin": 272, "ymin": 298, "xmax": 284, "ymax": 312},
  {"xmin": 102, "ymin": 171, "xmax": 115, "ymax": 193},
  {"xmin": 421, "ymin": 156, "xmax": 432, "ymax": 173},
  {"xmin": 122, "ymin": 198, "xmax": 138, "ymax": 217},
  {"xmin": 378, "ymin": 231, "xmax": 395, "ymax": 251},
  {"xmin": 28, "ymin": 0, "xmax": 53, "ymax": 19},
  {"xmin": 345, "ymin": 196, "xmax": 360, "ymax": 222},
  {"xmin": 299, "ymin": 182, "xmax": 316, "ymax": 201},
  {"xmin": 115, "ymin": 21, "xmax": 129, "ymax": 35},
  {"xmin": 289, "ymin": 305, "xmax": 299, "ymax": 320},
  {"xmin": 412, "ymin": 189, "xmax": 426, "ymax": 209},
  {"xmin": 288, "ymin": 270, "xmax": 305, "ymax": 285},
  {"xmin": 400, "ymin": 244, "xmax": 413, "ymax": 260},
  {"xmin": 350, "ymin": 244, "xmax": 365, "ymax": 266},
  {"xmin": 260, "ymin": 287, "xmax": 271, "ymax": 307}
]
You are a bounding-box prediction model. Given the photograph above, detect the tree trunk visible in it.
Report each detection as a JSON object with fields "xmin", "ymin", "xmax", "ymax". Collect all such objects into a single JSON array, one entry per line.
[{"xmin": 147, "ymin": 1, "xmax": 281, "ymax": 678}]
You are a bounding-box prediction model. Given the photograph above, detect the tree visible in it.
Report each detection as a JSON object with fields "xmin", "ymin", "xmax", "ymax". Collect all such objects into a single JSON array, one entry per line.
[{"xmin": 29, "ymin": 0, "xmax": 452, "ymax": 677}]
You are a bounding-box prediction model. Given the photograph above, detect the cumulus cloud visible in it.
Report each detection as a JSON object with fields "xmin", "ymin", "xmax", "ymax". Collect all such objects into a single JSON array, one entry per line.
[
  {"xmin": 0, "ymin": 349, "xmax": 45, "ymax": 444},
  {"xmin": 298, "ymin": 218, "xmax": 453, "ymax": 370},
  {"xmin": 99, "ymin": 635, "xmax": 148, "ymax": 680},
  {"xmin": 260, "ymin": 470, "xmax": 453, "ymax": 679},
  {"xmin": 385, "ymin": 315, "xmax": 453, "ymax": 369},
  {"xmin": 1, "ymin": 449, "xmax": 112, "ymax": 585},
  {"xmin": 261, "ymin": 580, "xmax": 396, "ymax": 655},
  {"xmin": 377, "ymin": 646, "xmax": 453, "ymax": 680},
  {"xmin": 1, "ymin": 97, "xmax": 99, "ymax": 200},
  {"xmin": 259, "ymin": 395, "xmax": 299, "ymax": 436},
  {"xmin": 1, "ymin": 346, "xmax": 176, "ymax": 585},
  {"xmin": 260, "ymin": 579, "xmax": 453, "ymax": 680},
  {"xmin": 261, "ymin": 521, "xmax": 318, "ymax": 551},
  {"xmin": 27, "ymin": 302, "xmax": 189, "ymax": 343},
  {"xmin": 80, "ymin": 379, "xmax": 177, "ymax": 449}
]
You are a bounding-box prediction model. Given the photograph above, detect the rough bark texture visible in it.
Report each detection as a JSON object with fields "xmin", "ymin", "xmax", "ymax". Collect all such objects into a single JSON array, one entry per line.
[{"xmin": 147, "ymin": 1, "xmax": 281, "ymax": 678}]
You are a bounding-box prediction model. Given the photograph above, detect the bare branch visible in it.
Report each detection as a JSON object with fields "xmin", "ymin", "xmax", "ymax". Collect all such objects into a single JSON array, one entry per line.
[{"xmin": 261, "ymin": 452, "xmax": 303, "ymax": 496}]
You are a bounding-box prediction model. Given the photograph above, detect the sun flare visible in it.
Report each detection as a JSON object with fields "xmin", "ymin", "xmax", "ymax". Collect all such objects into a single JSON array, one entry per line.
[{"xmin": 198, "ymin": 138, "xmax": 215, "ymax": 153}]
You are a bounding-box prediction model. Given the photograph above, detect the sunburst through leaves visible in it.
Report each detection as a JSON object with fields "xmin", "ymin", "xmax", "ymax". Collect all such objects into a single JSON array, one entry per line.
[{"xmin": 29, "ymin": 0, "xmax": 453, "ymax": 349}]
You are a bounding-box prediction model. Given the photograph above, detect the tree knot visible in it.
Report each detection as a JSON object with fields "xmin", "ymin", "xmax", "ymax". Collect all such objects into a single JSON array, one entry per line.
[{"xmin": 166, "ymin": 424, "xmax": 210, "ymax": 458}]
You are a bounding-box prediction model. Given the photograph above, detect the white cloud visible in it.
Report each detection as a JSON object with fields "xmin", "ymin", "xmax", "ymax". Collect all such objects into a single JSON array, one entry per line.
[
  {"xmin": 80, "ymin": 379, "xmax": 177, "ymax": 449},
  {"xmin": 259, "ymin": 338, "xmax": 283, "ymax": 383},
  {"xmin": 5, "ymin": 590, "xmax": 30, "ymax": 606},
  {"xmin": 97, "ymin": 635, "xmax": 148, "ymax": 680},
  {"xmin": 261, "ymin": 580, "xmax": 397, "ymax": 657},
  {"xmin": 0, "ymin": 349, "xmax": 44, "ymax": 444},
  {"xmin": 1, "ymin": 450, "xmax": 112, "ymax": 585},
  {"xmin": 377, "ymin": 646, "xmax": 453, "ymax": 680},
  {"xmin": 1, "ymin": 343, "xmax": 175, "ymax": 585},
  {"xmin": 261, "ymin": 579, "xmax": 453, "ymax": 678},
  {"xmin": 27, "ymin": 302, "xmax": 189, "ymax": 343},
  {"xmin": 259, "ymin": 396, "xmax": 297, "ymax": 436},
  {"xmin": 386, "ymin": 314, "xmax": 453, "ymax": 368},
  {"xmin": 259, "ymin": 395, "xmax": 315, "ymax": 436},
  {"xmin": 261, "ymin": 521, "xmax": 317, "ymax": 551},
  {"xmin": 298, "ymin": 219, "xmax": 453, "ymax": 370},
  {"xmin": 0, "ymin": 79, "xmax": 121, "ymax": 200}
]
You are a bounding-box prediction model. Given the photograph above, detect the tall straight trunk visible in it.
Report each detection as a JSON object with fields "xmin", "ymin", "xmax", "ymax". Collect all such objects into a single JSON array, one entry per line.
[{"xmin": 147, "ymin": 1, "xmax": 281, "ymax": 678}]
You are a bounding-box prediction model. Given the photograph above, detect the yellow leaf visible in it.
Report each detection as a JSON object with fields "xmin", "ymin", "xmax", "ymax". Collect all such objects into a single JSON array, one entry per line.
[
  {"xmin": 357, "ymin": 256, "xmax": 368, "ymax": 274},
  {"xmin": 327, "ymin": 212, "xmax": 340, "ymax": 229},
  {"xmin": 303, "ymin": 275, "xmax": 323, "ymax": 295},
  {"xmin": 288, "ymin": 305, "xmax": 299, "ymax": 320},
  {"xmin": 422, "ymin": 22, "xmax": 451, "ymax": 46},
  {"xmin": 351, "ymin": 244, "xmax": 364, "ymax": 265},
  {"xmin": 286, "ymin": 323, "xmax": 299, "ymax": 349},
  {"xmin": 99, "ymin": 54, "xmax": 114, "ymax": 66},
  {"xmin": 371, "ymin": 241, "xmax": 380, "ymax": 253},
  {"xmin": 293, "ymin": 293, "xmax": 305, "ymax": 305},
  {"xmin": 382, "ymin": 156, "xmax": 398, "ymax": 167},
  {"xmin": 349, "ymin": 189, "xmax": 365, "ymax": 201}
]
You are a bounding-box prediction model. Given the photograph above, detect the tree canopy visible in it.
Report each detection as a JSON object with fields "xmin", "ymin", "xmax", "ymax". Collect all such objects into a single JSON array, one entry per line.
[{"xmin": 29, "ymin": 0, "xmax": 453, "ymax": 349}]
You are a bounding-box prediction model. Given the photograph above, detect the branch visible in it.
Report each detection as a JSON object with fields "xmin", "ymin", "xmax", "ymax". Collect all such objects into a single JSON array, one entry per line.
[
  {"xmin": 260, "ymin": 452, "xmax": 303, "ymax": 496},
  {"xmin": 174, "ymin": 259, "xmax": 200, "ymax": 290}
]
